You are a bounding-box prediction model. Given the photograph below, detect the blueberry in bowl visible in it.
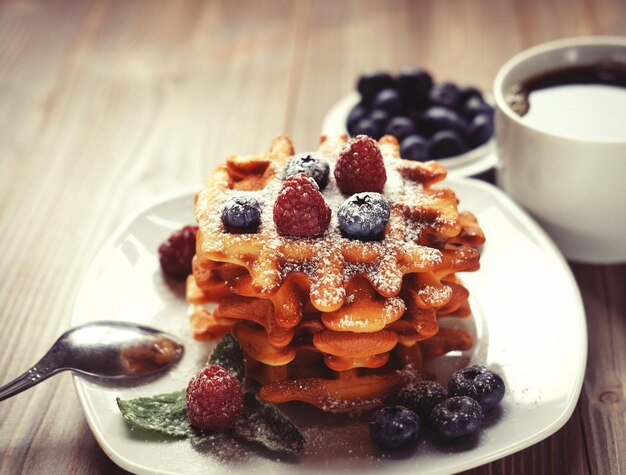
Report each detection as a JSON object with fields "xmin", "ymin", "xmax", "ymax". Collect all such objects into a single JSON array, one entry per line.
[
  {"xmin": 400, "ymin": 135, "xmax": 429, "ymax": 162},
  {"xmin": 419, "ymin": 106, "xmax": 468, "ymax": 136},
  {"xmin": 350, "ymin": 117, "xmax": 381, "ymax": 139},
  {"xmin": 357, "ymin": 71, "xmax": 395, "ymax": 102},
  {"xmin": 346, "ymin": 103, "xmax": 369, "ymax": 135},
  {"xmin": 467, "ymin": 113, "xmax": 494, "ymax": 147},
  {"xmin": 462, "ymin": 95, "xmax": 494, "ymax": 119},
  {"xmin": 326, "ymin": 67, "xmax": 496, "ymax": 170},
  {"xmin": 384, "ymin": 116, "xmax": 416, "ymax": 141},
  {"xmin": 369, "ymin": 109, "xmax": 391, "ymax": 133},
  {"xmin": 372, "ymin": 88, "xmax": 403, "ymax": 116},
  {"xmin": 397, "ymin": 68, "xmax": 433, "ymax": 106},
  {"xmin": 429, "ymin": 130, "xmax": 467, "ymax": 159},
  {"xmin": 429, "ymin": 81, "xmax": 462, "ymax": 109}
]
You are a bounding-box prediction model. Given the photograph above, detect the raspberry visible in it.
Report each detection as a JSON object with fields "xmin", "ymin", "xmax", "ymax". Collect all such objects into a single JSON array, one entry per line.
[
  {"xmin": 334, "ymin": 135, "xmax": 387, "ymax": 195},
  {"xmin": 273, "ymin": 173, "xmax": 331, "ymax": 237},
  {"xmin": 186, "ymin": 364, "xmax": 243, "ymax": 432},
  {"xmin": 158, "ymin": 225, "xmax": 198, "ymax": 280}
]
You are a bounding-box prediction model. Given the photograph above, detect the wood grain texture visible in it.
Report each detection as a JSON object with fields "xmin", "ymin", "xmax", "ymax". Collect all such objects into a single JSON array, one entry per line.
[{"xmin": 0, "ymin": 1, "xmax": 625, "ymax": 474}]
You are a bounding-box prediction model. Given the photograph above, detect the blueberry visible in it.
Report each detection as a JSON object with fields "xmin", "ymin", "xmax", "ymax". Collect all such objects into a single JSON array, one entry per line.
[
  {"xmin": 397, "ymin": 68, "xmax": 433, "ymax": 106},
  {"xmin": 405, "ymin": 107, "xmax": 423, "ymax": 124},
  {"xmin": 369, "ymin": 406, "xmax": 421, "ymax": 449},
  {"xmin": 221, "ymin": 196, "xmax": 262, "ymax": 231},
  {"xmin": 284, "ymin": 153, "xmax": 330, "ymax": 190},
  {"xmin": 384, "ymin": 116, "xmax": 416, "ymax": 141},
  {"xmin": 462, "ymin": 96, "xmax": 494, "ymax": 119},
  {"xmin": 429, "ymin": 130, "xmax": 467, "ymax": 159},
  {"xmin": 448, "ymin": 365, "xmax": 505, "ymax": 413},
  {"xmin": 369, "ymin": 109, "xmax": 390, "ymax": 132},
  {"xmin": 467, "ymin": 114, "xmax": 493, "ymax": 147},
  {"xmin": 338, "ymin": 192, "xmax": 390, "ymax": 239},
  {"xmin": 396, "ymin": 380, "xmax": 448, "ymax": 419},
  {"xmin": 458, "ymin": 85, "xmax": 483, "ymax": 103},
  {"xmin": 430, "ymin": 396, "xmax": 483, "ymax": 442},
  {"xmin": 419, "ymin": 106, "xmax": 468, "ymax": 136},
  {"xmin": 357, "ymin": 71, "xmax": 395, "ymax": 102},
  {"xmin": 429, "ymin": 82, "xmax": 461, "ymax": 109},
  {"xmin": 352, "ymin": 117, "xmax": 380, "ymax": 138},
  {"xmin": 372, "ymin": 88, "xmax": 403, "ymax": 116},
  {"xmin": 400, "ymin": 135, "xmax": 429, "ymax": 162},
  {"xmin": 347, "ymin": 103, "xmax": 369, "ymax": 135}
]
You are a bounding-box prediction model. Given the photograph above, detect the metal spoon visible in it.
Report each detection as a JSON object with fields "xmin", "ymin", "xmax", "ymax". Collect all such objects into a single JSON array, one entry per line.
[{"xmin": 0, "ymin": 321, "xmax": 184, "ymax": 401}]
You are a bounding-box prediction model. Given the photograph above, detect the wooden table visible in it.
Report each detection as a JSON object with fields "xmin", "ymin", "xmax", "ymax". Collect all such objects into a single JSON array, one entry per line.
[{"xmin": 1, "ymin": 1, "xmax": 624, "ymax": 473}]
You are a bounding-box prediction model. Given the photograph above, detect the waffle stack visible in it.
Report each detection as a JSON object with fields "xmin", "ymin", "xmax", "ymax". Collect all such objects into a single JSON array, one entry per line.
[{"xmin": 186, "ymin": 135, "xmax": 485, "ymax": 412}]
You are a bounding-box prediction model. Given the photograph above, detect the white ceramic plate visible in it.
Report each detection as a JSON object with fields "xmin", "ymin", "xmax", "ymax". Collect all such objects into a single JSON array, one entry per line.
[
  {"xmin": 72, "ymin": 179, "xmax": 586, "ymax": 475},
  {"xmin": 322, "ymin": 92, "xmax": 498, "ymax": 177}
]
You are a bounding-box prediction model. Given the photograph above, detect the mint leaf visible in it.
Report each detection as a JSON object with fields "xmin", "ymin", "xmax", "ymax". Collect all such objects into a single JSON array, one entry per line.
[
  {"xmin": 232, "ymin": 392, "xmax": 305, "ymax": 456},
  {"xmin": 116, "ymin": 389, "xmax": 190, "ymax": 437},
  {"xmin": 208, "ymin": 333, "xmax": 244, "ymax": 381},
  {"xmin": 117, "ymin": 335, "xmax": 305, "ymax": 456}
]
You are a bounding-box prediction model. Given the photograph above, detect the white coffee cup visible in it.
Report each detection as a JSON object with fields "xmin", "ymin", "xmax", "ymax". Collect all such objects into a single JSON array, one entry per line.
[{"xmin": 494, "ymin": 36, "xmax": 626, "ymax": 263}]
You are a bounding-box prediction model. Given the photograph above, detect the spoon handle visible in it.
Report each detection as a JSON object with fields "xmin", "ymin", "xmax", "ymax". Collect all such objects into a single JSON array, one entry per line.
[{"xmin": 0, "ymin": 353, "xmax": 65, "ymax": 401}]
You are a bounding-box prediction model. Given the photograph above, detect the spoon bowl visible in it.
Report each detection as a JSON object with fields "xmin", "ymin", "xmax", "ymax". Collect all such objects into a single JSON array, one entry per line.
[{"xmin": 0, "ymin": 321, "xmax": 184, "ymax": 401}]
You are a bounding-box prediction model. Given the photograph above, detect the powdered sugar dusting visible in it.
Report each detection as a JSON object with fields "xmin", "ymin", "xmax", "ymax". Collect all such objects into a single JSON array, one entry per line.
[
  {"xmin": 336, "ymin": 314, "xmax": 368, "ymax": 330},
  {"xmin": 320, "ymin": 396, "xmax": 384, "ymax": 413},
  {"xmin": 199, "ymin": 145, "xmax": 459, "ymax": 308},
  {"xmin": 419, "ymin": 284, "xmax": 453, "ymax": 306},
  {"xmin": 382, "ymin": 297, "xmax": 406, "ymax": 321}
]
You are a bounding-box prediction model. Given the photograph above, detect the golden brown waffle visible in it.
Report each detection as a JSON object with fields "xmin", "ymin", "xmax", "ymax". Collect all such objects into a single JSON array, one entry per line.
[
  {"xmin": 187, "ymin": 134, "xmax": 485, "ymax": 412},
  {"xmin": 194, "ymin": 135, "xmax": 476, "ymax": 312}
]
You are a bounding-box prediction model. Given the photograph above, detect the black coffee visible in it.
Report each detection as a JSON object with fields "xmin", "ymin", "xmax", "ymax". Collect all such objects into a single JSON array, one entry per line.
[{"xmin": 506, "ymin": 63, "xmax": 626, "ymax": 141}]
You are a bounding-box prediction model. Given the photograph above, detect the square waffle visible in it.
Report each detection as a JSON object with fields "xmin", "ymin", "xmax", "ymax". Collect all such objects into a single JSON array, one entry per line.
[{"xmin": 187, "ymin": 134, "xmax": 485, "ymax": 412}]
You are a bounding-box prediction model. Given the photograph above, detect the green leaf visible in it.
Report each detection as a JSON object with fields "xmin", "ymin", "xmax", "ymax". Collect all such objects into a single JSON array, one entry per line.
[
  {"xmin": 208, "ymin": 333, "xmax": 245, "ymax": 381},
  {"xmin": 116, "ymin": 334, "xmax": 305, "ymax": 456},
  {"xmin": 116, "ymin": 389, "xmax": 190, "ymax": 438},
  {"xmin": 232, "ymin": 392, "xmax": 305, "ymax": 456}
]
